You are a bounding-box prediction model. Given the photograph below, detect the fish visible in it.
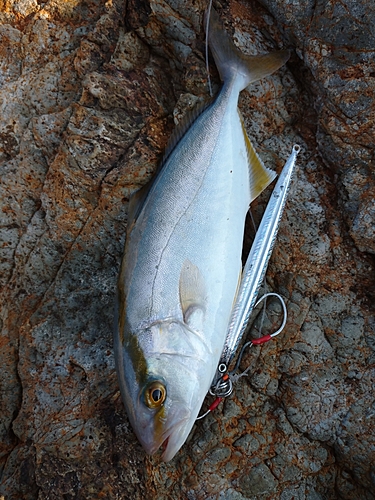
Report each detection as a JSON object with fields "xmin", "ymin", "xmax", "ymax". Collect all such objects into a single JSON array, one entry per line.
[{"xmin": 114, "ymin": 7, "xmax": 290, "ymax": 462}]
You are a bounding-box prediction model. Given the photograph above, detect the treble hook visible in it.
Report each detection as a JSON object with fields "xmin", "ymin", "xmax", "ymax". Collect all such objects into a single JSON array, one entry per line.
[
  {"xmin": 196, "ymin": 292, "xmax": 287, "ymax": 419},
  {"xmin": 230, "ymin": 292, "xmax": 287, "ymax": 374}
]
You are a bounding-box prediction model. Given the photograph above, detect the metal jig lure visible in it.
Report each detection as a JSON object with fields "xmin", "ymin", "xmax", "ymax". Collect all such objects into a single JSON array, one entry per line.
[{"xmin": 197, "ymin": 144, "xmax": 300, "ymax": 419}]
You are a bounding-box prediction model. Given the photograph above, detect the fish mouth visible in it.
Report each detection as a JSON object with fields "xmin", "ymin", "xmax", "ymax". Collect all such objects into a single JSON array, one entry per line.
[
  {"xmin": 135, "ymin": 410, "xmax": 191, "ymax": 461},
  {"xmin": 160, "ymin": 418, "xmax": 191, "ymax": 462},
  {"xmin": 161, "ymin": 436, "xmax": 169, "ymax": 454}
]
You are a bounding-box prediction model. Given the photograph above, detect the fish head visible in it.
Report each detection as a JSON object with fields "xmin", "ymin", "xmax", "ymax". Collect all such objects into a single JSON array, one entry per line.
[
  {"xmin": 115, "ymin": 319, "xmax": 212, "ymax": 462},
  {"xmin": 129, "ymin": 372, "xmax": 196, "ymax": 462}
]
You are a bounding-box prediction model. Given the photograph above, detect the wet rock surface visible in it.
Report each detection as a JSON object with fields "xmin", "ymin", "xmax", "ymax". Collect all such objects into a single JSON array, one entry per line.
[{"xmin": 0, "ymin": 0, "xmax": 374, "ymax": 498}]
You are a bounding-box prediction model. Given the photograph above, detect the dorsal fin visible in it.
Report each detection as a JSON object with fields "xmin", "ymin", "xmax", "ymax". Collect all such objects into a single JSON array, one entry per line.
[
  {"xmin": 161, "ymin": 98, "xmax": 213, "ymax": 166},
  {"xmin": 238, "ymin": 111, "xmax": 277, "ymax": 202},
  {"xmin": 127, "ymin": 99, "xmax": 213, "ymax": 231}
]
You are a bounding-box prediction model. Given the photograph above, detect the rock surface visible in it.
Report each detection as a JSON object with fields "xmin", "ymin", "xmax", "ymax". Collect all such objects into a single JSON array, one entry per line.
[{"xmin": 0, "ymin": 0, "xmax": 374, "ymax": 498}]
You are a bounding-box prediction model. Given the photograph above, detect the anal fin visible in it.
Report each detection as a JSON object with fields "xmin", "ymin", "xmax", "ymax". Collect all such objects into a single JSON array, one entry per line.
[{"xmin": 239, "ymin": 110, "xmax": 277, "ymax": 203}]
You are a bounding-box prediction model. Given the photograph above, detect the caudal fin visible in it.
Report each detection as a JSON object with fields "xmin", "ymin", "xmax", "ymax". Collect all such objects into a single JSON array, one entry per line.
[{"xmin": 207, "ymin": 7, "xmax": 290, "ymax": 92}]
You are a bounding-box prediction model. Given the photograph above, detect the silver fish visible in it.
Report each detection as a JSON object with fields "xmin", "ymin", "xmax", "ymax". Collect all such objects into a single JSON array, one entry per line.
[{"xmin": 114, "ymin": 8, "xmax": 290, "ymax": 461}]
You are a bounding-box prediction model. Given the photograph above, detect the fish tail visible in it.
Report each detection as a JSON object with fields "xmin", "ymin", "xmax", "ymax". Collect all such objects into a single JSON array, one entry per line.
[{"xmin": 207, "ymin": 8, "xmax": 290, "ymax": 91}]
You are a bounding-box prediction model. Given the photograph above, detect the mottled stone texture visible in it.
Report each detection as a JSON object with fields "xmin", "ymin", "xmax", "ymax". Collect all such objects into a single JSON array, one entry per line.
[{"xmin": 0, "ymin": 0, "xmax": 374, "ymax": 498}]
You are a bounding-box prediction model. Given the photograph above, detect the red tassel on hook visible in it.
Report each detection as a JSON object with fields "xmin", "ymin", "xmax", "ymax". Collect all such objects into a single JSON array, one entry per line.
[
  {"xmin": 209, "ymin": 397, "xmax": 223, "ymax": 412},
  {"xmin": 251, "ymin": 334, "xmax": 272, "ymax": 345}
]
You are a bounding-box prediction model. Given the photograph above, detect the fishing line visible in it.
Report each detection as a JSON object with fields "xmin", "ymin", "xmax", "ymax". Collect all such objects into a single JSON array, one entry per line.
[
  {"xmin": 205, "ymin": 0, "xmax": 213, "ymax": 97},
  {"xmin": 258, "ymin": 288, "xmax": 268, "ymax": 336},
  {"xmin": 248, "ymin": 206, "xmax": 257, "ymax": 234}
]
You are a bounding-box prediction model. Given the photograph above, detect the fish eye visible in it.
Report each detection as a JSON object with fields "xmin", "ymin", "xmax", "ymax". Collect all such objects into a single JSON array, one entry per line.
[{"xmin": 144, "ymin": 381, "xmax": 167, "ymax": 409}]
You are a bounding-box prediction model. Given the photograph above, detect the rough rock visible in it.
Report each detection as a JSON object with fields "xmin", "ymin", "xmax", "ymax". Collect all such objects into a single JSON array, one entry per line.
[{"xmin": 0, "ymin": 0, "xmax": 374, "ymax": 499}]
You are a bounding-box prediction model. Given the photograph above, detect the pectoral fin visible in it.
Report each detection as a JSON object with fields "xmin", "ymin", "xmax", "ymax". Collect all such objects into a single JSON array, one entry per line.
[
  {"xmin": 179, "ymin": 259, "xmax": 206, "ymax": 328},
  {"xmin": 162, "ymin": 99, "xmax": 212, "ymax": 166},
  {"xmin": 239, "ymin": 111, "xmax": 277, "ymax": 202}
]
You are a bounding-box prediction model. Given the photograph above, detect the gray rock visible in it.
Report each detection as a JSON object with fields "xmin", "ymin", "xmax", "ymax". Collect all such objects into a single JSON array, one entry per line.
[{"xmin": 238, "ymin": 462, "xmax": 278, "ymax": 497}]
